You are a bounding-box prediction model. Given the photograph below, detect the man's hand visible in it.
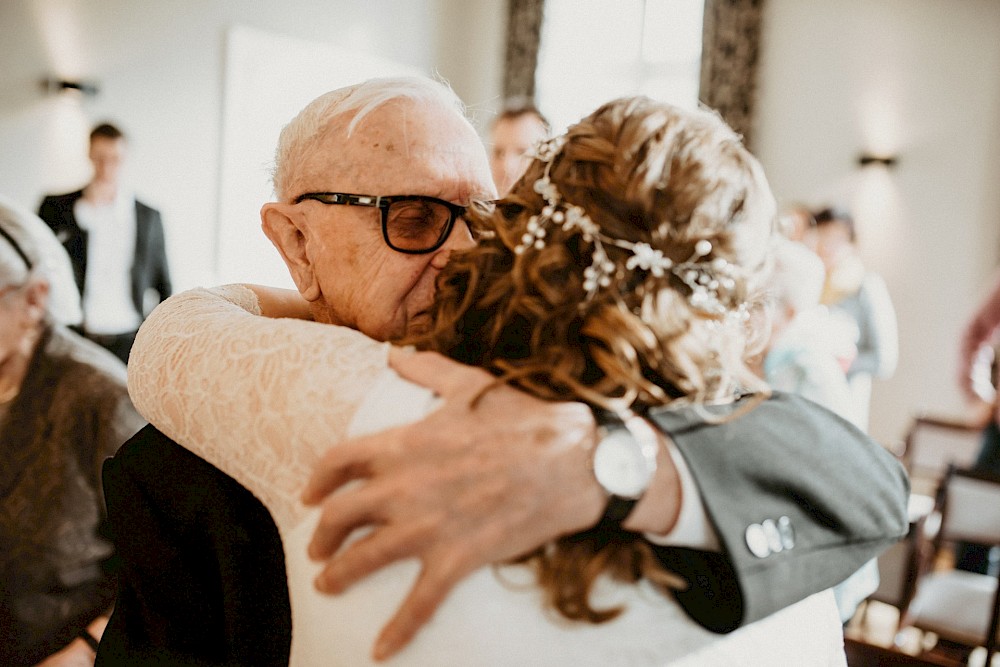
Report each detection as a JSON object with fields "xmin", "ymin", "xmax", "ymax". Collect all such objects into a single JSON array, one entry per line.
[
  {"xmin": 301, "ymin": 351, "xmax": 605, "ymax": 660},
  {"xmin": 32, "ymin": 638, "xmax": 96, "ymax": 667}
]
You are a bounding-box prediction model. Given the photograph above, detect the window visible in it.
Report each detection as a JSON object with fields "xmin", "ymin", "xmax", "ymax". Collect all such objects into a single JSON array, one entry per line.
[{"xmin": 535, "ymin": 0, "xmax": 704, "ymax": 133}]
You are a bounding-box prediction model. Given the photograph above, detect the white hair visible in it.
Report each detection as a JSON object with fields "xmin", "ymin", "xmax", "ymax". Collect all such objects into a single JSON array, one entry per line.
[
  {"xmin": 0, "ymin": 195, "xmax": 83, "ymax": 325},
  {"xmin": 770, "ymin": 236, "xmax": 825, "ymax": 314},
  {"xmin": 272, "ymin": 76, "xmax": 468, "ymax": 200}
]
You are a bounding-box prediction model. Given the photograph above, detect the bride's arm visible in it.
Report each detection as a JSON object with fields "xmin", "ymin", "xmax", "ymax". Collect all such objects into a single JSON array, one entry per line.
[
  {"xmin": 127, "ymin": 284, "xmax": 390, "ymax": 526},
  {"xmin": 240, "ymin": 284, "xmax": 314, "ymax": 320}
]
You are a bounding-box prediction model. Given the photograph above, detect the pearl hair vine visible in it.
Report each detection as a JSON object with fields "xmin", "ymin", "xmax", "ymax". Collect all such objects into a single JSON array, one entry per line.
[{"xmin": 513, "ymin": 135, "xmax": 740, "ymax": 317}]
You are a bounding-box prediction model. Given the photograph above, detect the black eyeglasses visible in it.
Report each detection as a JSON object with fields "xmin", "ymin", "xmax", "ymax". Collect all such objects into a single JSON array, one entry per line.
[
  {"xmin": 0, "ymin": 225, "xmax": 32, "ymax": 270},
  {"xmin": 294, "ymin": 192, "xmax": 472, "ymax": 254}
]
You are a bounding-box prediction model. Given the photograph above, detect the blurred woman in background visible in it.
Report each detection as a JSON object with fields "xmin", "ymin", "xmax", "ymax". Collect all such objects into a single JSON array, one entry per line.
[{"xmin": 0, "ymin": 196, "xmax": 143, "ymax": 666}]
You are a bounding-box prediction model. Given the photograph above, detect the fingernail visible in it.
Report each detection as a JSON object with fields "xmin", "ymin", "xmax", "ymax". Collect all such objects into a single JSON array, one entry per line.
[
  {"xmin": 373, "ymin": 638, "xmax": 394, "ymax": 661},
  {"xmin": 314, "ymin": 574, "xmax": 334, "ymax": 594},
  {"xmin": 315, "ymin": 572, "xmax": 346, "ymax": 595}
]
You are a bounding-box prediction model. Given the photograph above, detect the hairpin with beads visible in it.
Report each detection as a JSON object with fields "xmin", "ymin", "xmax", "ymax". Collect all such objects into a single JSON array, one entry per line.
[{"xmin": 514, "ymin": 135, "xmax": 740, "ymax": 316}]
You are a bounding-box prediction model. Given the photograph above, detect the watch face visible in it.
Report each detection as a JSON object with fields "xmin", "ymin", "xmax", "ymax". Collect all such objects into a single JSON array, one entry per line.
[{"xmin": 593, "ymin": 428, "xmax": 656, "ymax": 499}]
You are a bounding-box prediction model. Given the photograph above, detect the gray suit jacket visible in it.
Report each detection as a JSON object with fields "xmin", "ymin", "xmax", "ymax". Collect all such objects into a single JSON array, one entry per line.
[{"xmin": 648, "ymin": 391, "xmax": 909, "ymax": 631}]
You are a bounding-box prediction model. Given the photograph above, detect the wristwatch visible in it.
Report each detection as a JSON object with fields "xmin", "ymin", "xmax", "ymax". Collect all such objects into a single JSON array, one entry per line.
[{"xmin": 591, "ymin": 412, "xmax": 659, "ymax": 529}]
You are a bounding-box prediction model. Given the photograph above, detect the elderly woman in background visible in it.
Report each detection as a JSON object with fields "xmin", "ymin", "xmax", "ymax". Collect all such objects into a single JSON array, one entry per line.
[{"xmin": 0, "ymin": 196, "xmax": 144, "ymax": 666}]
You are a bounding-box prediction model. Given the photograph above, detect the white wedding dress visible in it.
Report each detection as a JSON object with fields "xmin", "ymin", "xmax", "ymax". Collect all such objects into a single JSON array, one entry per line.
[{"xmin": 128, "ymin": 286, "xmax": 847, "ymax": 666}]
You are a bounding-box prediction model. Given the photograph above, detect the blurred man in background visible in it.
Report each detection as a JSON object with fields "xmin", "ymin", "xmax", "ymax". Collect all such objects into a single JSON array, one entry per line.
[
  {"xmin": 489, "ymin": 101, "xmax": 550, "ymax": 195},
  {"xmin": 38, "ymin": 122, "xmax": 171, "ymax": 364}
]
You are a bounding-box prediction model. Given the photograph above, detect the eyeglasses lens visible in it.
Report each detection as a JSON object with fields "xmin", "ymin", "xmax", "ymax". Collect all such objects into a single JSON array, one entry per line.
[{"xmin": 386, "ymin": 200, "xmax": 453, "ymax": 252}]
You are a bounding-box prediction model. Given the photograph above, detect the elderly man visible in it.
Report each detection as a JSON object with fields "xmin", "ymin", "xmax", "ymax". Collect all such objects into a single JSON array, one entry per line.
[{"xmin": 99, "ymin": 77, "xmax": 907, "ymax": 665}]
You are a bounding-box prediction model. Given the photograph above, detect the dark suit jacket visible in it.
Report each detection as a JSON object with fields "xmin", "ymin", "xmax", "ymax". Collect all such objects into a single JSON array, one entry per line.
[
  {"xmin": 38, "ymin": 190, "xmax": 172, "ymax": 321},
  {"xmin": 98, "ymin": 427, "xmax": 291, "ymax": 667},
  {"xmin": 98, "ymin": 394, "xmax": 908, "ymax": 664}
]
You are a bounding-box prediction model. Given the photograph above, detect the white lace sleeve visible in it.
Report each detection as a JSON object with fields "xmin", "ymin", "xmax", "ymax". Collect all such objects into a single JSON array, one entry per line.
[{"xmin": 127, "ymin": 285, "xmax": 390, "ymax": 527}]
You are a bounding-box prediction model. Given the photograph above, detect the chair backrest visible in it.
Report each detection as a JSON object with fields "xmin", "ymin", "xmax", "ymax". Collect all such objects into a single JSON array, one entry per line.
[
  {"xmin": 843, "ymin": 637, "xmax": 965, "ymax": 666},
  {"xmin": 902, "ymin": 417, "xmax": 983, "ymax": 495},
  {"xmin": 936, "ymin": 467, "xmax": 1000, "ymax": 547},
  {"xmin": 933, "ymin": 466, "xmax": 1000, "ymax": 654},
  {"xmin": 868, "ymin": 535, "xmax": 920, "ymax": 610}
]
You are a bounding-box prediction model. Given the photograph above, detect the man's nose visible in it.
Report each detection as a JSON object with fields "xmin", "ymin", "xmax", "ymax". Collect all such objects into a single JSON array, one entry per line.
[{"xmin": 430, "ymin": 220, "xmax": 476, "ymax": 268}]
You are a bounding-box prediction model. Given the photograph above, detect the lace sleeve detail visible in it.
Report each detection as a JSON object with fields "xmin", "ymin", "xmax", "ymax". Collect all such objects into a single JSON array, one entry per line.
[{"xmin": 127, "ymin": 285, "xmax": 390, "ymax": 527}]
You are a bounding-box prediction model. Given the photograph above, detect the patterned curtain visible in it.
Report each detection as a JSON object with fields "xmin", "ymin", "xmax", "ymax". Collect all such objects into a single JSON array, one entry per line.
[
  {"xmin": 502, "ymin": 0, "xmax": 546, "ymax": 100},
  {"xmin": 699, "ymin": 0, "xmax": 766, "ymax": 149}
]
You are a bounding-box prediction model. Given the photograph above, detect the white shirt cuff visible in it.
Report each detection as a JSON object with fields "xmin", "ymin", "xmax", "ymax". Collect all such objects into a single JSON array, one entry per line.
[{"xmin": 644, "ymin": 439, "xmax": 720, "ymax": 551}]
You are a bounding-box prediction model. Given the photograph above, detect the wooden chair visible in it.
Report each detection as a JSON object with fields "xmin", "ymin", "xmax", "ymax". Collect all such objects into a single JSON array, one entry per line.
[
  {"xmin": 898, "ymin": 466, "xmax": 1000, "ymax": 663},
  {"xmin": 862, "ymin": 526, "xmax": 922, "ymax": 627},
  {"xmin": 844, "ymin": 637, "xmax": 965, "ymax": 666},
  {"xmin": 900, "ymin": 416, "xmax": 983, "ymax": 496},
  {"xmin": 857, "ymin": 493, "xmax": 936, "ymax": 633}
]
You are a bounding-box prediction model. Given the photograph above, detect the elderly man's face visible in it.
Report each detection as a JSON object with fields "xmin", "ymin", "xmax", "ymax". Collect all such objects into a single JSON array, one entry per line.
[{"xmin": 272, "ymin": 99, "xmax": 495, "ymax": 342}]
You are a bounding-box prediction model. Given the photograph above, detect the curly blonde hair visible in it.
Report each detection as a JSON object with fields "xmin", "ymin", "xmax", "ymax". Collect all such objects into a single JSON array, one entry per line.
[{"xmin": 408, "ymin": 96, "xmax": 777, "ymax": 623}]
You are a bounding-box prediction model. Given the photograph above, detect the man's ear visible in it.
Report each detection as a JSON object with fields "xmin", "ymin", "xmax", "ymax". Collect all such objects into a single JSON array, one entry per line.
[
  {"xmin": 261, "ymin": 203, "xmax": 321, "ymax": 302},
  {"xmin": 22, "ymin": 279, "xmax": 50, "ymax": 326}
]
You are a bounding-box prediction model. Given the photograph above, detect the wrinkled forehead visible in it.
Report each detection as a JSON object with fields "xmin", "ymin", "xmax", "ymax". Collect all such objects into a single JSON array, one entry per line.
[
  {"xmin": 304, "ymin": 99, "xmax": 495, "ymax": 199},
  {"xmin": 90, "ymin": 136, "xmax": 126, "ymax": 152}
]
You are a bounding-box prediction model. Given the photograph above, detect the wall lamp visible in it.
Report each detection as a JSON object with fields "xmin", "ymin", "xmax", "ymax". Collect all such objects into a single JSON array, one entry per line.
[
  {"xmin": 41, "ymin": 77, "xmax": 100, "ymax": 97},
  {"xmin": 857, "ymin": 153, "xmax": 898, "ymax": 168}
]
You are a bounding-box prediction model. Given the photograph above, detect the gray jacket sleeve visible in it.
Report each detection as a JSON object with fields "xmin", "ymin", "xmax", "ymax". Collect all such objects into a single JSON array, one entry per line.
[{"xmin": 645, "ymin": 392, "xmax": 909, "ymax": 632}]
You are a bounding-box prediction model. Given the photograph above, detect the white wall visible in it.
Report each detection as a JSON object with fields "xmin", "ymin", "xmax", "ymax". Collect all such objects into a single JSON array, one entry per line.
[
  {"xmin": 755, "ymin": 0, "xmax": 1000, "ymax": 446},
  {"xmin": 435, "ymin": 0, "xmax": 507, "ymax": 129},
  {"xmin": 0, "ymin": 0, "xmax": 504, "ymax": 289}
]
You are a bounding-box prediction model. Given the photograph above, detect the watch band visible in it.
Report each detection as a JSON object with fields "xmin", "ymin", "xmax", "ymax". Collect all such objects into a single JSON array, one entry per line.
[
  {"xmin": 78, "ymin": 627, "xmax": 100, "ymax": 652},
  {"xmin": 595, "ymin": 494, "xmax": 639, "ymax": 531}
]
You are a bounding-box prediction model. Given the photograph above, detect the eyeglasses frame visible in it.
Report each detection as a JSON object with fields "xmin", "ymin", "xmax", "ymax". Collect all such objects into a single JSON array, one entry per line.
[{"xmin": 293, "ymin": 191, "xmax": 469, "ymax": 255}]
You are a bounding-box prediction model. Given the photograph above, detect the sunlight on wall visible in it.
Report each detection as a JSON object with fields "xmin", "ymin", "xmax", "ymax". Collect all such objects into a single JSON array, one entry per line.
[
  {"xmin": 854, "ymin": 69, "xmax": 905, "ymax": 283},
  {"xmin": 857, "ymin": 93, "xmax": 903, "ymax": 161},
  {"xmin": 0, "ymin": 93, "xmax": 91, "ymax": 211},
  {"xmin": 39, "ymin": 95, "xmax": 91, "ymax": 184},
  {"xmin": 30, "ymin": 0, "xmax": 89, "ymax": 80},
  {"xmin": 852, "ymin": 165, "xmax": 904, "ymax": 280},
  {"xmin": 536, "ymin": 0, "xmax": 703, "ymax": 133}
]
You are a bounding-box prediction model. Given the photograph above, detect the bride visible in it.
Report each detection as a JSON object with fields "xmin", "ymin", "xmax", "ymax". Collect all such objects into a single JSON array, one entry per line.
[{"xmin": 128, "ymin": 96, "xmax": 853, "ymax": 665}]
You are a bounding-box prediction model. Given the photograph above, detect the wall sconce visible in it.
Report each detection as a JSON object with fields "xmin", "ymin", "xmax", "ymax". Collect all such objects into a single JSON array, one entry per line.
[
  {"xmin": 857, "ymin": 153, "xmax": 898, "ymax": 168},
  {"xmin": 40, "ymin": 77, "xmax": 100, "ymax": 98}
]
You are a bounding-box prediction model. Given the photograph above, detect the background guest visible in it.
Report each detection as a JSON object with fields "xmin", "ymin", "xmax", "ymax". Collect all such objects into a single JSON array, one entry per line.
[
  {"xmin": 810, "ymin": 206, "xmax": 898, "ymax": 432},
  {"xmin": 763, "ymin": 236, "xmax": 880, "ymax": 622},
  {"xmin": 764, "ymin": 236, "xmax": 857, "ymax": 425},
  {"xmin": 488, "ymin": 99, "xmax": 550, "ymax": 195},
  {"xmin": 0, "ymin": 195, "xmax": 145, "ymax": 666},
  {"xmin": 37, "ymin": 122, "xmax": 172, "ymax": 364},
  {"xmin": 777, "ymin": 203, "xmax": 816, "ymax": 244},
  {"xmin": 954, "ymin": 269, "xmax": 1000, "ymax": 575}
]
